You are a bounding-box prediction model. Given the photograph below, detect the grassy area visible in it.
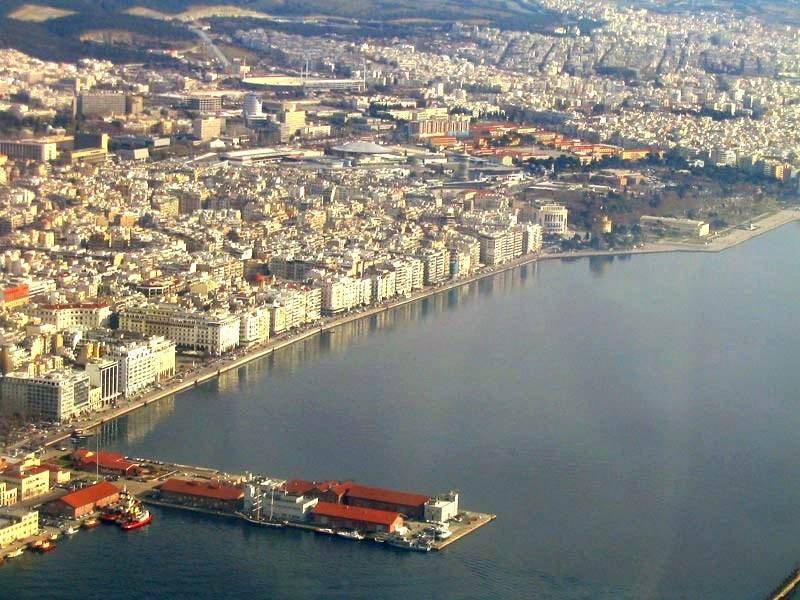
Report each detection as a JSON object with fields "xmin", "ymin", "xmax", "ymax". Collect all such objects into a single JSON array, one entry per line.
[{"xmin": 8, "ymin": 3, "xmax": 74, "ymax": 21}]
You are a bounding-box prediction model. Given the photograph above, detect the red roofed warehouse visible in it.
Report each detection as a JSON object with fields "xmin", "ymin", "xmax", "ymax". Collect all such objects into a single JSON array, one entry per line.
[
  {"xmin": 344, "ymin": 484, "xmax": 429, "ymax": 520},
  {"xmin": 49, "ymin": 481, "xmax": 120, "ymax": 519},
  {"xmin": 72, "ymin": 449, "xmax": 140, "ymax": 477},
  {"xmin": 312, "ymin": 502, "xmax": 404, "ymax": 533},
  {"xmin": 158, "ymin": 479, "xmax": 244, "ymax": 512}
]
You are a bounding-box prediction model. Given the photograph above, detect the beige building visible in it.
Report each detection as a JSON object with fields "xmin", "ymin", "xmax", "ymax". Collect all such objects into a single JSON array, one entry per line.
[
  {"xmin": 32, "ymin": 303, "xmax": 112, "ymax": 331},
  {"xmin": 119, "ymin": 305, "xmax": 240, "ymax": 356},
  {"xmin": 0, "ymin": 466, "xmax": 50, "ymax": 501},
  {"xmin": 0, "ymin": 510, "xmax": 38, "ymax": 547},
  {"xmin": 536, "ymin": 203, "xmax": 569, "ymax": 235},
  {"xmin": 0, "ymin": 482, "xmax": 18, "ymax": 507}
]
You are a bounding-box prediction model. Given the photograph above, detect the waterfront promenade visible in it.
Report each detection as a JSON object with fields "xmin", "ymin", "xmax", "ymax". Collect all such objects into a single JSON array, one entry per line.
[{"xmin": 18, "ymin": 209, "xmax": 799, "ymax": 454}]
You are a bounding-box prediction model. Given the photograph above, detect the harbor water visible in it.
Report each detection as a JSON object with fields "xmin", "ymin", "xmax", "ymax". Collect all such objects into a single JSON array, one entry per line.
[{"xmin": 3, "ymin": 224, "xmax": 800, "ymax": 599}]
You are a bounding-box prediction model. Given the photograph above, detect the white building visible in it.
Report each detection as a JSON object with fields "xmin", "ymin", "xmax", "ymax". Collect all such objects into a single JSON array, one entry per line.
[
  {"xmin": 107, "ymin": 336, "xmax": 176, "ymax": 398},
  {"xmin": 238, "ymin": 306, "xmax": 271, "ymax": 345},
  {"xmin": 119, "ymin": 304, "xmax": 240, "ymax": 355},
  {"xmin": 32, "ymin": 303, "xmax": 112, "ymax": 331},
  {"xmin": 536, "ymin": 203, "xmax": 569, "ymax": 235},
  {"xmin": 244, "ymin": 480, "xmax": 318, "ymax": 523}
]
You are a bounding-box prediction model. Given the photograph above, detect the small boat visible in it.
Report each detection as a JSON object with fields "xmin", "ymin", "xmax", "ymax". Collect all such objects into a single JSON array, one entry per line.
[
  {"xmin": 315, "ymin": 527, "xmax": 335, "ymax": 535},
  {"xmin": 34, "ymin": 541, "xmax": 55, "ymax": 554},
  {"xmin": 386, "ymin": 535, "xmax": 433, "ymax": 552},
  {"xmin": 336, "ymin": 529, "xmax": 365, "ymax": 541},
  {"xmin": 63, "ymin": 526, "xmax": 78, "ymax": 536},
  {"xmin": 83, "ymin": 517, "xmax": 100, "ymax": 529},
  {"xmin": 49, "ymin": 533, "xmax": 59, "ymax": 541},
  {"xmin": 6, "ymin": 548, "xmax": 24, "ymax": 558},
  {"xmin": 120, "ymin": 510, "xmax": 153, "ymax": 531}
]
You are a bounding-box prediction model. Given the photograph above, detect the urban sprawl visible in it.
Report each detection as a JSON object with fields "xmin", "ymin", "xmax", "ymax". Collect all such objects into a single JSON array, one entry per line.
[{"xmin": 0, "ymin": 0, "xmax": 799, "ymax": 553}]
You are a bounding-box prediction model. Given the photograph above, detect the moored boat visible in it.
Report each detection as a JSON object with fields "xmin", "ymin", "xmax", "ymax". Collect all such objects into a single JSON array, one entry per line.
[
  {"xmin": 335, "ymin": 529, "xmax": 365, "ymax": 541},
  {"xmin": 83, "ymin": 517, "xmax": 100, "ymax": 529},
  {"xmin": 63, "ymin": 525, "xmax": 78, "ymax": 536},
  {"xmin": 6, "ymin": 548, "xmax": 24, "ymax": 558},
  {"xmin": 34, "ymin": 541, "xmax": 55, "ymax": 554},
  {"xmin": 315, "ymin": 527, "xmax": 335, "ymax": 535},
  {"xmin": 119, "ymin": 510, "xmax": 153, "ymax": 531},
  {"xmin": 386, "ymin": 535, "xmax": 433, "ymax": 552}
]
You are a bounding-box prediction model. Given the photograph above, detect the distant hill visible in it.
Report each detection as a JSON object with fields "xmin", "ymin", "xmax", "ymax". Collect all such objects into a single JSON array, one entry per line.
[
  {"xmin": 624, "ymin": 0, "xmax": 800, "ymax": 26},
  {"xmin": 0, "ymin": 0, "xmax": 595, "ymax": 63}
]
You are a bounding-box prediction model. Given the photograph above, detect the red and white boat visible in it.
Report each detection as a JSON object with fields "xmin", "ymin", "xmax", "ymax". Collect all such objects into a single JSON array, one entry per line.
[{"xmin": 120, "ymin": 509, "xmax": 153, "ymax": 531}]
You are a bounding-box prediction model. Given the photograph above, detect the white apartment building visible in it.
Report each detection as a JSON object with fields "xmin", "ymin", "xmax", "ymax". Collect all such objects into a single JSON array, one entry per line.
[
  {"xmin": 107, "ymin": 336, "xmax": 176, "ymax": 398},
  {"xmin": 316, "ymin": 275, "xmax": 372, "ymax": 315},
  {"xmin": 478, "ymin": 230, "xmax": 514, "ymax": 266},
  {"xmin": 370, "ymin": 269, "xmax": 397, "ymax": 302},
  {"xmin": 416, "ymin": 248, "xmax": 449, "ymax": 285},
  {"xmin": 119, "ymin": 304, "xmax": 240, "ymax": 355},
  {"xmin": 238, "ymin": 306, "xmax": 271, "ymax": 345},
  {"xmin": 385, "ymin": 257, "xmax": 424, "ymax": 296},
  {"xmin": 32, "ymin": 303, "xmax": 112, "ymax": 330}
]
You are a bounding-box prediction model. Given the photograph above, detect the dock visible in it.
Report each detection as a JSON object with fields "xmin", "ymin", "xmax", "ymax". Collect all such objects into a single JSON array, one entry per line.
[{"xmin": 0, "ymin": 453, "xmax": 493, "ymax": 560}]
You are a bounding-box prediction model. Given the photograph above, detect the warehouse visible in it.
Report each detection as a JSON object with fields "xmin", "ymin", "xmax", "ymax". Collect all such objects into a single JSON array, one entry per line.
[
  {"xmin": 344, "ymin": 484, "xmax": 429, "ymax": 520},
  {"xmin": 49, "ymin": 481, "xmax": 120, "ymax": 519},
  {"xmin": 158, "ymin": 479, "xmax": 244, "ymax": 512},
  {"xmin": 312, "ymin": 502, "xmax": 404, "ymax": 533}
]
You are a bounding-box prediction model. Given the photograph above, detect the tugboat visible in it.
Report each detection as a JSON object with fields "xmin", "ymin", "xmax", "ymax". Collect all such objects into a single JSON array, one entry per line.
[
  {"xmin": 33, "ymin": 541, "xmax": 56, "ymax": 554},
  {"xmin": 119, "ymin": 508, "xmax": 153, "ymax": 531}
]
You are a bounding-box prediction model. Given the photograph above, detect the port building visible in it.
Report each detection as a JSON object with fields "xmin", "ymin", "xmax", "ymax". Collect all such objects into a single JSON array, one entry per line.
[
  {"xmin": 312, "ymin": 502, "xmax": 403, "ymax": 533},
  {"xmin": 158, "ymin": 478, "xmax": 244, "ymax": 512},
  {"xmin": 49, "ymin": 481, "xmax": 120, "ymax": 519},
  {"xmin": 71, "ymin": 449, "xmax": 140, "ymax": 477}
]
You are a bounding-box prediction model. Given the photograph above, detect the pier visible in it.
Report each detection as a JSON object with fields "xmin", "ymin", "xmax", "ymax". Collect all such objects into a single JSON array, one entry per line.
[{"xmin": 0, "ymin": 453, "xmax": 494, "ymax": 560}]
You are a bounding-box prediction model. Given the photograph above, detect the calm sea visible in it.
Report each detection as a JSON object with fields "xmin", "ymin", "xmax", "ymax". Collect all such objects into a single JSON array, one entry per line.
[{"xmin": 3, "ymin": 224, "xmax": 800, "ymax": 600}]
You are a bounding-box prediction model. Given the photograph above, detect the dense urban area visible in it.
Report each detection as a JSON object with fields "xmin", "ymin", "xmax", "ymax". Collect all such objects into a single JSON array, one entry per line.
[{"xmin": 0, "ymin": 0, "xmax": 799, "ymax": 563}]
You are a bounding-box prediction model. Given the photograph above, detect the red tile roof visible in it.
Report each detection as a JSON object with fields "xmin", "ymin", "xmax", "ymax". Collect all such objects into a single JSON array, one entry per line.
[
  {"xmin": 72, "ymin": 449, "xmax": 138, "ymax": 473},
  {"xmin": 59, "ymin": 481, "xmax": 119, "ymax": 508},
  {"xmin": 345, "ymin": 484, "xmax": 428, "ymax": 508},
  {"xmin": 159, "ymin": 478, "xmax": 243, "ymax": 501},
  {"xmin": 313, "ymin": 502, "xmax": 401, "ymax": 526}
]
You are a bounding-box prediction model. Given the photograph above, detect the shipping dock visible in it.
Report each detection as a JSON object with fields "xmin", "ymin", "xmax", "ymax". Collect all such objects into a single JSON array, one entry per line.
[{"xmin": 0, "ymin": 450, "xmax": 494, "ymax": 560}]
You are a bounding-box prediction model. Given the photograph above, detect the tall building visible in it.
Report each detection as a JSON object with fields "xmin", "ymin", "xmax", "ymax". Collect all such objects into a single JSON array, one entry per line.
[
  {"xmin": 0, "ymin": 369, "xmax": 90, "ymax": 422},
  {"xmin": 76, "ymin": 93, "xmax": 128, "ymax": 118},
  {"xmin": 85, "ymin": 359, "xmax": 120, "ymax": 407},
  {"xmin": 243, "ymin": 93, "xmax": 264, "ymax": 122},
  {"xmin": 193, "ymin": 117, "xmax": 225, "ymax": 141},
  {"xmin": 416, "ymin": 248, "xmax": 449, "ymax": 284},
  {"xmin": 186, "ymin": 96, "xmax": 222, "ymax": 111}
]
